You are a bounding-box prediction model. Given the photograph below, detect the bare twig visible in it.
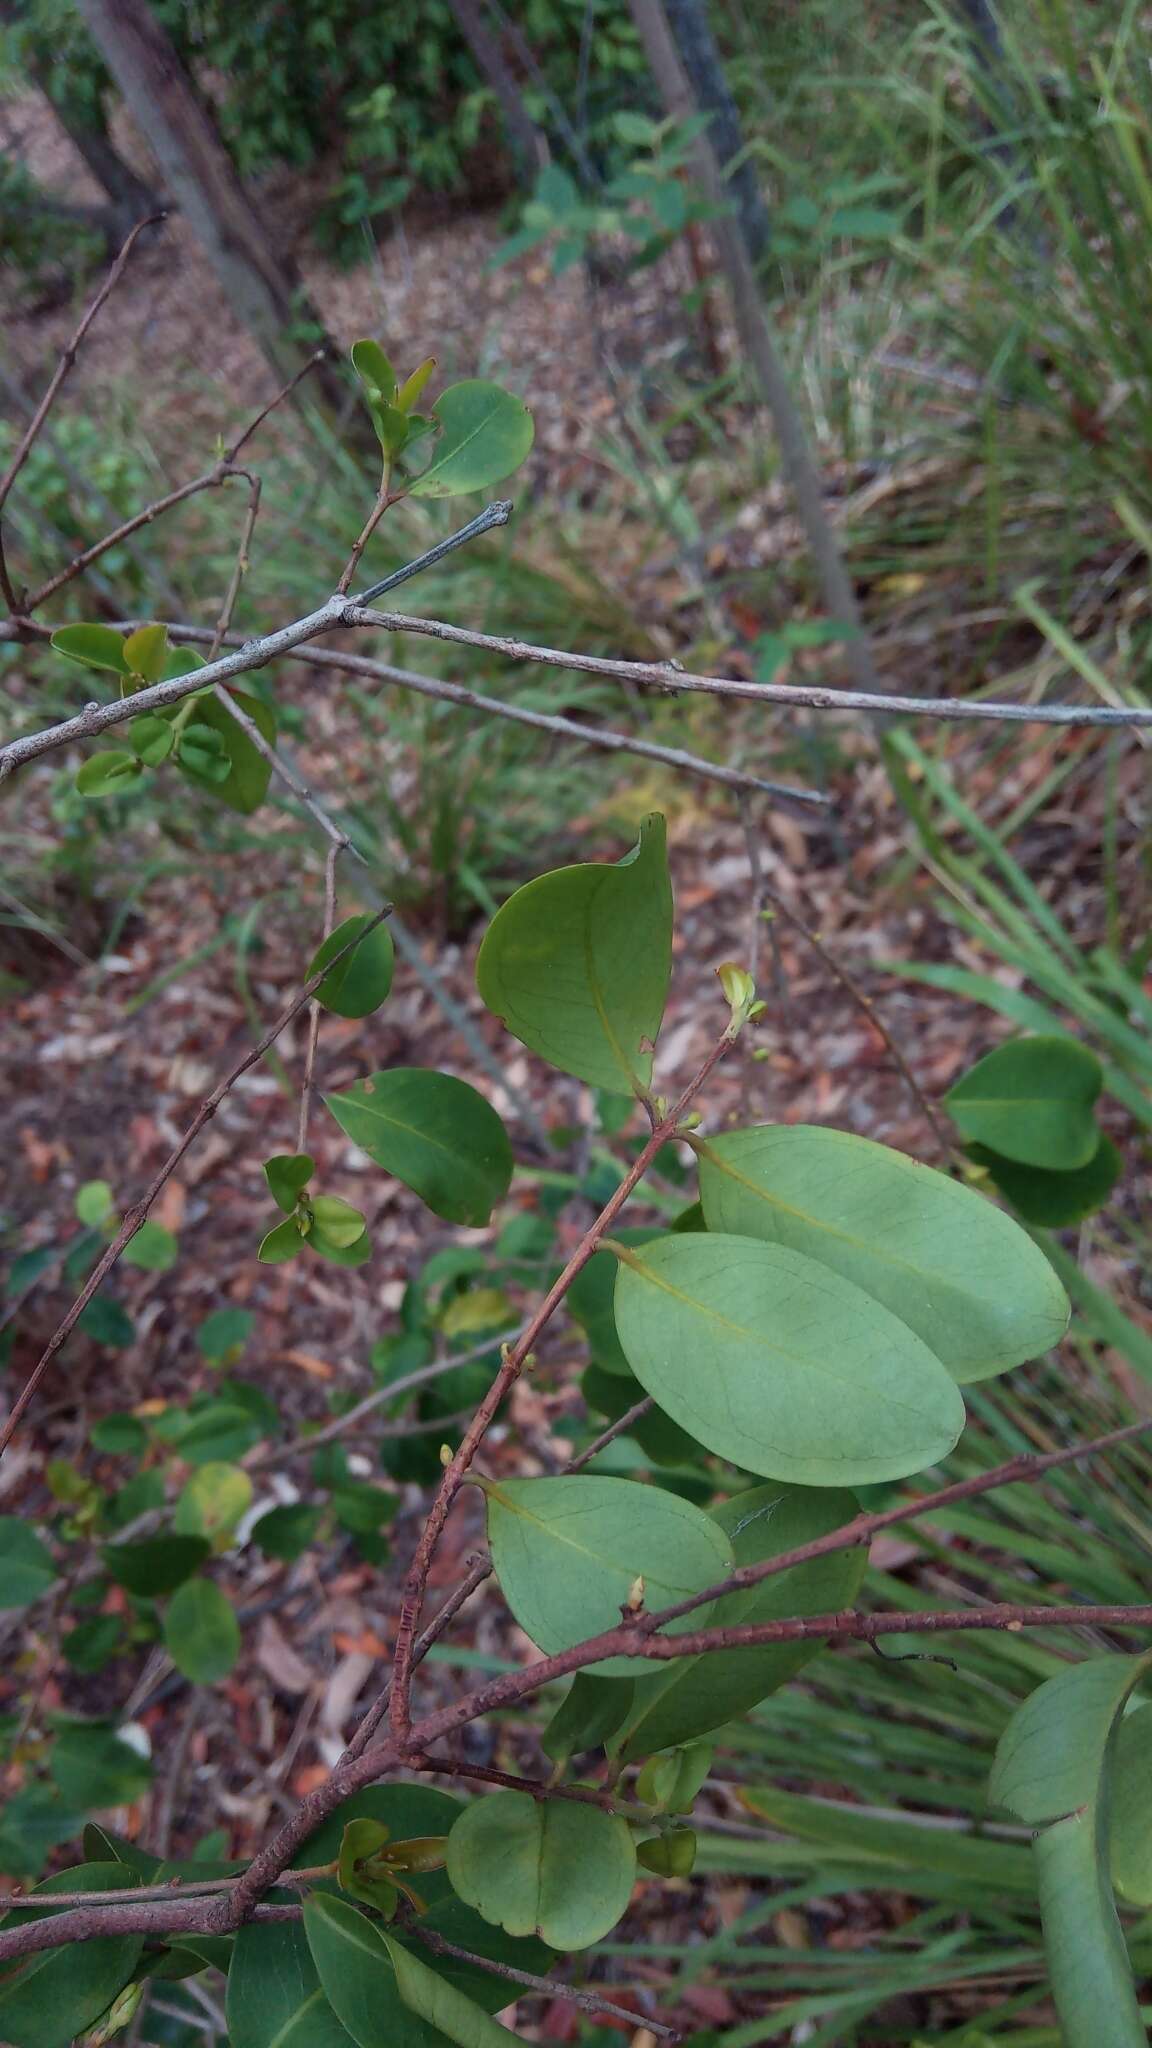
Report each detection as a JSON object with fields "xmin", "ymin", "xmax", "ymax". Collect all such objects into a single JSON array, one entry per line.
[
  {"xmin": 566, "ymin": 1393, "xmax": 656, "ymax": 1472},
  {"xmin": 409, "ymin": 1924, "xmax": 682, "ymax": 2040},
  {"xmin": 353, "ymin": 501, "xmax": 513, "ymax": 605},
  {"xmin": 337, "ymin": 482, "xmax": 398, "ymax": 596},
  {"xmin": 0, "ymin": 214, "xmax": 163, "ymax": 533},
  {"xmin": 0, "ymin": 909, "xmax": 390, "ymax": 1458},
  {"xmin": 207, "ymin": 473, "xmax": 262, "ymax": 660},
  {"xmin": 296, "ymin": 842, "xmax": 339, "ymax": 1154},
  {"xmin": 388, "ymin": 1024, "xmax": 737, "ymax": 1743}
]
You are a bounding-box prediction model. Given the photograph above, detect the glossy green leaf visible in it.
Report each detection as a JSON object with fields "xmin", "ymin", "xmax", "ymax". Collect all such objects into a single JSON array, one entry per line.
[
  {"xmin": 102, "ymin": 1533, "xmax": 210, "ymax": 1597},
  {"xmin": 0, "ymin": 1864, "xmax": 143, "ymax": 2048},
  {"xmin": 174, "ymin": 1462, "xmax": 253, "ymax": 1541},
  {"xmin": 351, "ymin": 338, "xmax": 397, "ymax": 402},
  {"xmin": 541, "ymin": 1672, "xmax": 634, "ymax": 1765},
  {"xmin": 611, "ymin": 1483, "xmax": 866, "ymax": 1759},
  {"xmin": 259, "ymin": 1215, "xmax": 306, "ymax": 1263},
  {"xmin": 476, "ymin": 814, "xmax": 672, "ymax": 1094},
  {"xmin": 228, "ymin": 1918, "xmax": 354, "ymax": 2048},
  {"xmin": 1109, "ymin": 1702, "xmax": 1152, "ymax": 1906},
  {"xmin": 946, "ymin": 1035, "xmax": 1103, "ymax": 1168},
  {"xmin": 396, "ymin": 356, "xmax": 436, "ymax": 412},
  {"xmin": 76, "ymin": 750, "xmax": 144, "ymax": 797},
  {"xmin": 969, "ymin": 1135, "xmax": 1122, "ymax": 1227},
  {"xmin": 121, "ymin": 1219, "xmax": 178, "ymax": 1272},
  {"xmin": 311, "ymin": 1224, "xmax": 372, "ymax": 1266},
  {"xmin": 265, "ymin": 1153, "xmax": 315, "ymax": 1213},
  {"xmin": 567, "ymin": 1230, "xmax": 661, "ymax": 1376},
  {"xmin": 326, "ymin": 1069, "xmax": 513, "ymax": 1226},
  {"xmin": 0, "ymin": 1517, "xmax": 57, "ymax": 1608},
  {"xmin": 52, "ymin": 623, "xmax": 130, "ymax": 675},
  {"xmin": 310, "ymin": 915, "xmax": 395, "ymax": 1018},
  {"xmin": 614, "ymin": 1233, "xmax": 965, "ymax": 1486},
  {"xmin": 385, "ymin": 1927, "xmax": 522, "ymax": 2048},
  {"xmin": 407, "ymin": 378, "xmax": 534, "ymax": 498},
  {"xmin": 299, "ymin": 1783, "xmax": 551, "ymax": 2010},
  {"xmin": 992, "ymin": 1650, "xmax": 1152, "ymax": 2048},
  {"xmin": 482, "ymin": 1473, "xmax": 732, "ymax": 1678},
  {"xmin": 251, "ymin": 1502, "xmax": 321, "ymax": 1562},
  {"xmin": 123, "ymin": 622, "xmax": 169, "ymax": 681},
  {"xmin": 696, "ymin": 1124, "xmax": 1069, "ymax": 1384},
  {"xmin": 164, "ymin": 1576, "xmax": 241, "ymax": 1682},
  {"xmin": 50, "ymin": 1722, "xmax": 153, "ymax": 1807},
  {"xmin": 302, "ymin": 1893, "xmax": 446, "ymax": 2048},
  {"xmin": 179, "ymin": 688, "xmax": 275, "ymax": 814},
  {"xmin": 338, "ymin": 1818, "xmax": 399, "ymax": 1916},
  {"xmin": 448, "ymin": 1792, "xmax": 635, "ymax": 1949}
]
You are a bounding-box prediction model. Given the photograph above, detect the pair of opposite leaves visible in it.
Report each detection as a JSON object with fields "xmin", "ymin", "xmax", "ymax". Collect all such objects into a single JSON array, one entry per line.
[{"xmin": 477, "ymin": 815, "xmax": 1069, "ymax": 1490}]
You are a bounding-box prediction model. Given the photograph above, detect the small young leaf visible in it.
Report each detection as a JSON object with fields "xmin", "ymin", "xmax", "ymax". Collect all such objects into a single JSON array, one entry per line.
[
  {"xmin": 197, "ymin": 1306, "xmax": 255, "ymax": 1365},
  {"xmin": 326, "ymin": 1070, "xmax": 513, "ymax": 1226},
  {"xmin": 128, "ymin": 712, "xmax": 175, "ymax": 764},
  {"xmin": 179, "ymin": 689, "xmax": 275, "ymax": 813},
  {"xmin": 613, "ymin": 1233, "xmax": 965, "ymax": 1487},
  {"xmin": 395, "ymin": 356, "xmax": 436, "ymax": 412},
  {"xmin": 0, "ymin": 1517, "xmax": 57, "ymax": 1609},
  {"xmin": 52, "ymin": 623, "xmax": 130, "ymax": 675},
  {"xmin": 482, "ymin": 1474, "xmax": 733, "ymax": 1677},
  {"xmin": 446, "ymin": 1792, "xmax": 635, "ymax": 1949},
  {"xmin": 637, "ymin": 1828, "xmax": 697, "ymax": 1876},
  {"xmin": 265, "ymin": 1153, "xmax": 315, "ymax": 1213},
  {"xmin": 75, "ymin": 751, "xmax": 144, "ymax": 797},
  {"xmin": 476, "ymin": 814, "xmax": 672, "ymax": 1094},
  {"xmin": 102, "ymin": 1534, "xmax": 210, "ymax": 1597},
  {"xmin": 309, "ymin": 914, "xmax": 395, "ymax": 1018},
  {"xmin": 350, "ymin": 337, "xmax": 398, "ymax": 403},
  {"xmin": 311, "ymin": 1224, "xmax": 372, "ymax": 1266},
  {"xmin": 260, "ymin": 1215, "xmax": 303, "ymax": 1263},
  {"xmin": 122, "ymin": 622, "xmax": 169, "ymax": 682},
  {"xmin": 164, "ymin": 1577, "xmax": 241, "ymax": 1682},
  {"xmin": 407, "ymin": 378, "xmax": 534, "ymax": 498},
  {"xmin": 75, "ymin": 1180, "xmax": 114, "ymax": 1227},
  {"xmin": 309, "ymin": 1195, "xmax": 368, "ymax": 1248},
  {"xmin": 946, "ymin": 1035, "xmax": 1103, "ymax": 1169}
]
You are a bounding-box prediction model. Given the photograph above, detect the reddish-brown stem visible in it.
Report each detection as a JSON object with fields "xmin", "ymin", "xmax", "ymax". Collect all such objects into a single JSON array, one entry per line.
[
  {"xmin": 567, "ymin": 1393, "xmax": 655, "ymax": 1473},
  {"xmin": 0, "ymin": 909, "xmax": 389, "ymax": 1459},
  {"xmin": 408, "ymin": 1924, "xmax": 682, "ymax": 2040},
  {"xmin": 337, "ymin": 481, "xmax": 398, "ymax": 596},
  {"xmin": 387, "ymin": 1026, "xmax": 736, "ymax": 1744},
  {"xmin": 411, "ymin": 1754, "xmax": 620, "ymax": 1811}
]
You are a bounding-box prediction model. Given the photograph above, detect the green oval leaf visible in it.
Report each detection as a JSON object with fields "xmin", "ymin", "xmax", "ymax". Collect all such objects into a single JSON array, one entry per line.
[
  {"xmin": 1110, "ymin": 1702, "xmax": 1152, "ymax": 1906},
  {"xmin": 51, "ymin": 623, "xmax": 129, "ymax": 675},
  {"xmin": 482, "ymin": 1473, "xmax": 733, "ymax": 1678},
  {"xmin": 407, "ymin": 378, "xmax": 534, "ymax": 498},
  {"xmin": 251, "ymin": 1503, "xmax": 322, "ymax": 1562},
  {"xmin": 265, "ymin": 1153, "xmax": 314, "ymax": 1213},
  {"xmin": 228, "ymin": 1918, "xmax": 355, "ymax": 2048},
  {"xmin": 945, "ymin": 1035, "xmax": 1103, "ymax": 1168},
  {"xmin": 303, "ymin": 1891, "xmax": 519, "ymax": 2048},
  {"xmin": 613, "ymin": 1233, "xmax": 966, "ymax": 1486},
  {"xmin": 696, "ymin": 1124, "xmax": 1069, "ymax": 1384},
  {"xmin": 75, "ymin": 750, "xmax": 144, "ymax": 797},
  {"xmin": 173, "ymin": 1462, "xmax": 253, "ymax": 1542},
  {"xmin": 310, "ymin": 1195, "xmax": 368, "ymax": 1248},
  {"xmin": 969, "ymin": 1135, "xmax": 1122, "ymax": 1228},
  {"xmin": 102, "ymin": 1533, "xmax": 210, "ymax": 1597},
  {"xmin": 351, "ymin": 337, "xmax": 397, "ymax": 403},
  {"xmin": 164, "ymin": 1576, "xmax": 241, "ymax": 1682},
  {"xmin": 0, "ymin": 1518, "xmax": 57, "ymax": 1609},
  {"xmin": 121, "ymin": 1219, "xmax": 178, "ymax": 1272},
  {"xmin": 476, "ymin": 814, "xmax": 671, "ymax": 1094},
  {"xmin": 612, "ymin": 1483, "xmax": 867, "ymax": 1759},
  {"xmin": 567, "ymin": 1230, "xmax": 662, "ymax": 1377},
  {"xmin": 123, "ymin": 622, "xmax": 169, "ymax": 682},
  {"xmin": 447, "ymin": 1792, "xmax": 635, "ymax": 1949},
  {"xmin": 259, "ymin": 1216, "xmax": 306, "ymax": 1264},
  {"xmin": 128, "ymin": 711, "xmax": 176, "ymax": 764},
  {"xmin": 0, "ymin": 1864, "xmax": 144, "ymax": 2048},
  {"xmin": 309, "ymin": 915, "xmax": 395, "ymax": 1019},
  {"xmin": 325, "ymin": 1069, "xmax": 513, "ymax": 1226}
]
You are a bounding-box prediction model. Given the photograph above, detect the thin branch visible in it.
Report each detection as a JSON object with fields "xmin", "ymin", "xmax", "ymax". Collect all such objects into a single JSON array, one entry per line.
[
  {"xmin": 567, "ymin": 1393, "xmax": 655, "ymax": 1472},
  {"xmin": 0, "ymin": 908, "xmax": 390, "ymax": 1459},
  {"xmin": 411, "ymin": 1755, "xmax": 618, "ymax": 1810},
  {"xmin": 341, "ymin": 1554, "xmax": 493, "ymax": 1764},
  {"xmin": 0, "ymin": 1865, "xmax": 333, "ymax": 1911},
  {"xmin": 207, "ymin": 473, "xmax": 262, "ymax": 660},
  {"xmin": 296, "ymin": 842, "xmax": 339, "ymax": 1154},
  {"xmin": 338, "ymin": 481, "xmax": 398, "ymax": 596},
  {"xmin": 388, "ymin": 1023, "xmax": 737, "ymax": 1744},
  {"xmin": 0, "ymin": 214, "xmax": 164, "ymax": 530},
  {"xmin": 408, "ymin": 1924, "xmax": 682, "ymax": 2040},
  {"xmin": 348, "ymin": 608, "xmax": 1152, "ymax": 730},
  {"xmin": 353, "ymin": 501, "xmax": 513, "ymax": 605}
]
